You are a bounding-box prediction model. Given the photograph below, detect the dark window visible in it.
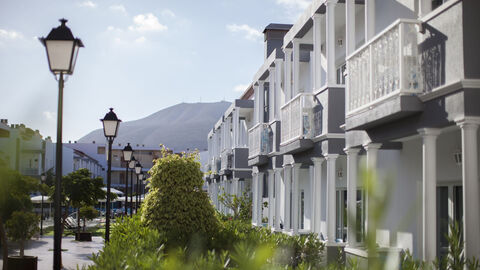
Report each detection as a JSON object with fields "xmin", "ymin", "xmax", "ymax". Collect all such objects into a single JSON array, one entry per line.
[
  {"xmin": 263, "ymin": 174, "xmax": 268, "ymax": 198},
  {"xmin": 336, "ymin": 63, "xmax": 346, "ymax": 85}
]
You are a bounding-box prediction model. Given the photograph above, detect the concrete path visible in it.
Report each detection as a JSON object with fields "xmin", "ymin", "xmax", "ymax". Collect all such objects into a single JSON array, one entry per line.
[{"xmin": 0, "ymin": 236, "xmax": 103, "ymax": 270}]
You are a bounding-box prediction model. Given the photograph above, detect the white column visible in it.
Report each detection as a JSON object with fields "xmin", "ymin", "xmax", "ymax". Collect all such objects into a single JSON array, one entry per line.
[
  {"xmin": 419, "ymin": 1, "xmax": 432, "ymax": 17},
  {"xmin": 258, "ymin": 81, "xmax": 265, "ymax": 124},
  {"xmin": 253, "ymin": 84, "xmax": 259, "ymax": 124},
  {"xmin": 312, "ymin": 14, "xmax": 323, "ymax": 91},
  {"xmin": 309, "ymin": 165, "xmax": 315, "ymax": 232},
  {"xmin": 363, "ymin": 142, "xmax": 381, "ymax": 244},
  {"xmin": 292, "ymin": 163, "xmax": 301, "ymax": 234},
  {"xmin": 325, "ymin": 154, "xmax": 338, "ymax": 243},
  {"xmin": 311, "ymin": 157, "xmax": 324, "ymax": 235},
  {"xmin": 269, "ymin": 67, "xmax": 276, "ymax": 120},
  {"xmin": 365, "ymin": 0, "xmax": 376, "ymax": 41},
  {"xmin": 284, "ymin": 48, "xmax": 293, "ymax": 100},
  {"xmin": 326, "ymin": 0, "xmax": 337, "ymax": 85},
  {"xmin": 345, "ymin": 148, "xmax": 360, "ymax": 247},
  {"xmin": 252, "ymin": 177, "xmax": 257, "ymax": 222},
  {"xmin": 233, "ymin": 109, "xmax": 240, "ymax": 148},
  {"xmin": 292, "ymin": 39, "xmax": 301, "ymax": 95},
  {"xmin": 283, "ymin": 164, "xmax": 292, "ymax": 232},
  {"xmin": 418, "ymin": 128, "xmax": 440, "ymax": 262},
  {"xmin": 274, "ymin": 59, "xmax": 283, "ymax": 119},
  {"xmin": 274, "ymin": 168, "xmax": 283, "ymax": 231},
  {"xmin": 257, "ymin": 172, "xmax": 265, "ymax": 225},
  {"xmin": 268, "ymin": 169, "xmax": 275, "ymax": 228},
  {"xmin": 456, "ymin": 118, "xmax": 480, "ymax": 260},
  {"xmin": 345, "ymin": 0, "xmax": 356, "ymax": 55}
]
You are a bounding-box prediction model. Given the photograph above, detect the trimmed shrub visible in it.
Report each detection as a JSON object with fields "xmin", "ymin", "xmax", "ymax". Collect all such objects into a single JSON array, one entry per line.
[{"xmin": 141, "ymin": 149, "xmax": 220, "ymax": 247}]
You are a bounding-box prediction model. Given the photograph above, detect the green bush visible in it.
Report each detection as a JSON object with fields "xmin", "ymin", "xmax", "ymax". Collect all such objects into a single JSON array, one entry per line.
[
  {"xmin": 141, "ymin": 149, "xmax": 220, "ymax": 248},
  {"xmin": 5, "ymin": 211, "xmax": 39, "ymax": 258},
  {"xmin": 79, "ymin": 205, "xmax": 99, "ymax": 232}
]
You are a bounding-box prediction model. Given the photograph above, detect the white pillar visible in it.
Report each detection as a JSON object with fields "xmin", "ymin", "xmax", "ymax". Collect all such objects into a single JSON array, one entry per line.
[
  {"xmin": 257, "ymin": 172, "xmax": 264, "ymax": 225},
  {"xmin": 258, "ymin": 81, "xmax": 265, "ymax": 124},
  {"xmin": 292, "ymin": 163, "xmax": 301, "ymax": 234},
  {"xmin": 365, "ymin": 0, "xmax": 376, "ymax": 41},
  {"xmin": 312, "ymin": 14, "xmax": 323, "ymax": 91},
  {"xmin": 326, "ymin": 0, "xmax": 338, "ymax": 85},
  {"xmin": 311, "ymin": 157, "xmax": 324, "ymax": 235},
  {"xmin": 284, "ymin": 48, "xmax": 293, "ymax": 100},
  {"xmin": 274, "ymin": 168, "xmax": 283, "ymax": 231},
  {"xmin": 345, "ymin": 0, "xmax": 356, "ymax": 55},
  {"xmin": 268, "ymin": 169, "xmax": 275, "ymax": 228},
  {"xmin": 292, "ymin": 39, "xmax": 301, "ymax": 95},
  {"xmin": 345, "ymin": 148, "xmax": 360, "ymax": 247},
  {"xmin": 233, "ymin": 109, "xmax": 240, "ymax": 148},
  {"xmin": 418, "ymin": 128, "xmax": 440, "ymax": 262},
  {"xmin": 283, "ymin": 164, "xmax": 292, "ymax": 232},
  {"xmin": 456, "ymin": 118, "xmax": 480, "ymax": 260},
  {"xmin": 274, "ymin": 59, "xmax": 283, "ymax": 119},
  {"xmin": 269, "ymin": 67, "xmax": 276, "ymax": 120},
  {"xmin": 419, "ymin": 1, "xmax": 432, "ymax": 17},
  {"xmin": 325, "ymin": 154, "xmax": 338, "ymax": 243},
  {"xmin": 363, "ymin": 142, "xmax": 381, "ymax": 243},
  {"xmin": 309, "ymin": 165, "xmax": 315, "ymax": 232},
  {"xmin": 252, "ymin": 176, "xmax": 257, "ymax": 222},
  {"xmin": 253, "ymin": 84, "xmax": 259, "ymax": 124}
]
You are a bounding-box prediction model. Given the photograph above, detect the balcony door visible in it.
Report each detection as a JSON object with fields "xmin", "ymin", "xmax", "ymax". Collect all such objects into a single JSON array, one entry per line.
[
  {"xmin": 336, "ymin": 189, "xmax": 347, "ymax": 241},
  {"xmin": 436, "ymin": 184, "xmax": 463, "ymax": 260}
]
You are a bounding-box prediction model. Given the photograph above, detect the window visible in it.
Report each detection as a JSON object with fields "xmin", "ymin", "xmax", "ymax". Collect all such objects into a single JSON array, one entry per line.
[
  {"xmin": 432, "ymin": 0, "xmax": 448, "ymax": 10},
  {"xmin": 336, "ymin": 63, "xmax": 346, "ymax": 85},
  {"xmin": 264, "ymin": 84, "xmax": 269, "ymax": 123},
  {"xmin": 336, "ymin": 189, "xmax": 347, "ymax": 241},
  {"xmin": 300, "ymin": 190, "xmax": 305, "ymax": 229},
  {"xmin": 437, "ymin": 185, "xmax": 463, "ymax": 260},
  {"xmin": 263, "ymin": 174, "xmax": 268, "ymax": 198}
]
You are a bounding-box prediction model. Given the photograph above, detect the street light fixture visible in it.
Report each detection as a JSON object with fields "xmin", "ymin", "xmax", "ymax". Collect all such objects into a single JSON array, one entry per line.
[
  {"xmin": 122, "ymin": 143, "xmax": 133, "ymax": 215},
  {"xmin": 135, "ymin": 161, "xmax": 142, "ymax": 213},
  {"xmin": 39, "ymin": 18, "xmax": 83, "ymax": 270},
  {"xmin": 100, "ymin": 108, "xmax": 121, "ymax": 242},
  {"xmin": 40, "ymin": 173, "xmax": 46, "ymax": 236},
  {"xmin": 128, "ymin": 156, "xmax": 136, "ymax": 216},
  {"xmin": 138, "ymin": 172, "xmax": 144, "ymax": 208}
]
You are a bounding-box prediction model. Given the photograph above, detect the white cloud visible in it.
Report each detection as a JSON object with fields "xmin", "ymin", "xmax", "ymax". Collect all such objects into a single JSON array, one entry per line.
[
  {"xmin": 0, "ymin": 29, "xmax": 23, "ymax": 39},
  {"xmin": 128, "ymin": 13, "xmax": 167, "ymax": 32},
  {"xmin": 109, "ymin": 4, "xmax": 126, "ymax": 14},
  {"xmin": 275, "ymin": 0, "xmax": 310, "ymax": 9},
  {"xmin": 78, "ymin": 0, "xmax": 96, "ymax": 8},
  {"xmin": 233, "ymin": 84, "xmax": 249, "ymax": 93},
  {"xmin": 161, "ymin": 9, "xmax": 175, "ymax": 18},
  {"xmin": 43, "ymin": 111, "xmax": 55, "ymax": 120},
  {"xmin": 135, "ymin": 36, "xmax": 146, "ymax": 43},
  {"xmin": 226, "ymin": 24, "xmax": 262, "ymax": 42}
]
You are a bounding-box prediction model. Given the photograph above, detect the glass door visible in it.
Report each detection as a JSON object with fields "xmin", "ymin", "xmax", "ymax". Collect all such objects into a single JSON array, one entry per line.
[
  {"xmin": 436, "ymin": 185, "xmax": 463, "ymax": 260},
  {"xmin": 336, "ymin": 189, "xmax": 347, "ymax": 241}
]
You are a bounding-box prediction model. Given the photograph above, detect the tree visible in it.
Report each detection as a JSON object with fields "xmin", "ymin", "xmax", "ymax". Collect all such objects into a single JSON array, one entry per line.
[
  {"xmin": 218, "ymin": 189, "xmax": 252, "ymax": 221},
  {"xmin": 5, "ymin": 211, "xmax": 39, "ymax": 258},
  {"xmin": 141, "ymin": 148, "xmax": 220, "ymax": 247},
  {"xmin": 0, "ymin": 164, "xmax": 40, "ymax": 270},
  {"xmin": 61, "ymin": 169, "xmax": 105, "ymax": 233},
  {"xmin": 79, "ymin": 206, "xmax": 99, "ymax": 232}
]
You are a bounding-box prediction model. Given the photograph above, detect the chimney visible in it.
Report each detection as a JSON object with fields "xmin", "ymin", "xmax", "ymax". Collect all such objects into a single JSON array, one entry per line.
[
  {"xmin": 0, "ymin": 119, "xmax": 7, "ymax": 125},
  {"xmin": 263, "ymin": 23, "xmax": 293, "ymax": 60}
]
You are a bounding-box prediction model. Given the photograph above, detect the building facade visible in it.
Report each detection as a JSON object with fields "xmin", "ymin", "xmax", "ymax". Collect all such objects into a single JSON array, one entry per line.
[{"xmin": 206, "ymin": 0, "xmax": 480, "ymax": 265}]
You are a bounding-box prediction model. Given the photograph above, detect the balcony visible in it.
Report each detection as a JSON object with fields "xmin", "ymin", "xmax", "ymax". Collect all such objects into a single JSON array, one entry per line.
[
  {"xmin": 280, "ymin": 93, "xmax": 314, "ymax": 145},
  {"xmin": 346, "ymin": 19, "xmax": 422, "ymax": 116},
  {"xmin": 248, "ymin": 123, "xmax": 271, "ymax": 159},
  {"xmin": 220, "ymin": 151, "xmax": 233, "ymax": 174}
]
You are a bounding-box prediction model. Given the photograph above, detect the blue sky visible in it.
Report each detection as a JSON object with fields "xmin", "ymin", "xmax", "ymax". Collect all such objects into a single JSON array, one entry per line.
[{"xmin": 0, "ymin": 0, "xmax": 309, "ymax": 142}]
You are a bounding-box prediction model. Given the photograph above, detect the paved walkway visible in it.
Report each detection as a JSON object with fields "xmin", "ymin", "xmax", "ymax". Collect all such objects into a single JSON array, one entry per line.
[{"xmin": 0, "ymin": 236, "xmax": 103, "ymax": 270}]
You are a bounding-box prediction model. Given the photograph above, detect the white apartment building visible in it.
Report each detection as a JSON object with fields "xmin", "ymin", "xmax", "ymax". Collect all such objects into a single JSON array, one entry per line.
[{"xmin": 206, "ymin": 0, "xmax": 480, "ymax": 266}]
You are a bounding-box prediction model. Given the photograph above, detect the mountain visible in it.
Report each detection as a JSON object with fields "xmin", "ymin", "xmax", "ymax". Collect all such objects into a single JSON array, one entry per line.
[{"xmin": 78, "ymin": 101, "xmax": 231, "ymax": 151}]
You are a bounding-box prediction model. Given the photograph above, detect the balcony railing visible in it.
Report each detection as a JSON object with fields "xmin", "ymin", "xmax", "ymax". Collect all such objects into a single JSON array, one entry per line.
[
  {"xmin": 220, "ymin": 151, "xmax": 232, "ymax": 171},
  {"xmin": 280, "ymin": 93, "xmax": 314, "ymax": 145},
  {"xmin": 248, "ymin": 123, "xmax": 271, "ymax": 158},
  {"xmin": 346, "ymin": 19, "xmax": 422, "ymax": 115}
]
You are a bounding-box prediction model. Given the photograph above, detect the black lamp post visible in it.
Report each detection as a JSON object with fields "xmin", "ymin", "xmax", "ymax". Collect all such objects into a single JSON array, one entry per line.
[
  {"xmin": 128, "ymin": 156, "xmax": 136, "ymax": 216},
  {"xmin": 39, "ymin": 18, "xmax": 83, "ymax": 270},
  {"xmin": 100, "ymin": 108, "xmax": 121, "ymax": 242},
  {"xmin": 138, "ymin": 172, "xmax": 144, "ymax": 209},
  {"xmin": 40, "ymin": 173, "xmax": 46, "ymax": 236},
  {"xmin": 122, "ymin": 143, "xmax": 133, "ymax": 216},
  {"xmin": 135, "ymin": 161, "xmax": 142, "ymax": 213}
]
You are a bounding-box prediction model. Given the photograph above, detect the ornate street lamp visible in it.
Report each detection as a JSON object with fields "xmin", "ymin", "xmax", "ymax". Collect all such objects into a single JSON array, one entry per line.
[
  {"xmin": 138, "ymin": 172, "xmax": 144, "ymax": 208},
  {"xmin": 40, "ymin": 173, "xmax": 46, "ymax": 236},
  {"xmin": 135, "ymin": 161, "xmax": 142, "ymax": 213},
  {"xmin": 39, "ymin": 18, "xmax": 83, "ymax": 270},
  {"xmin": 101, "ymin": 108, "xmax": 121, "ymax": 242},
  {"xmin": 122, "ymin": 143, "xmax": 133, "ymax": 215},
  {"xmin": 128, "ymin": 156, "xmax": 136, "ymax": 216}
]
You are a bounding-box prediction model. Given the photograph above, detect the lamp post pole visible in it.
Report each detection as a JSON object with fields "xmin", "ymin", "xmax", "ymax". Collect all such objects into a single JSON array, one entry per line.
[
  {"xmin": 125, "ymin": 164, "xmax": 129, "ymax": 215},
  {"xmin": 40, "ymin": 174, "xmax": 46, "ymax": 236},
  {"xmin": 129, "ymin": 156, "xmax": 135, "ymax": 217},
  {"xmin": 135, "ymin": 161, "xmax": 142, "ymax": 213},
  {"xmin": 105, "ymin": 137, "xmax": 113, "ymax": 242},
  {"xmin": 122, "ymin": 143, "xmax": 133, "ymax": 216}
]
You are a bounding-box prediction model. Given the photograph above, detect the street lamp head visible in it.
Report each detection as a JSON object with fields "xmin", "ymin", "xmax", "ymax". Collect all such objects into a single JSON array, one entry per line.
[
  {"xmin": 129, "ymin": 156, "xmax": 136, "ymax": 169},
  {"xmin": 138, "ymin": 172, "xmax": 144, "ymax": 181},
  {"xmin": 135, "ymin": 161, "xmax": 142, "ymax": 175},
  {"xmin": 101, "ymin": 108, "xmax": 121, "ymax": 139},
  {"xmin": 41, "ymin": 173, "xmax": 46, "ymax": 182},
  {"xmin": 122, "ymin": 143, "xmax": 133, "ymax": 162},
  {"xmin": 39, "ymin": 18, "xmax": 84, "ymax": 75}
]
